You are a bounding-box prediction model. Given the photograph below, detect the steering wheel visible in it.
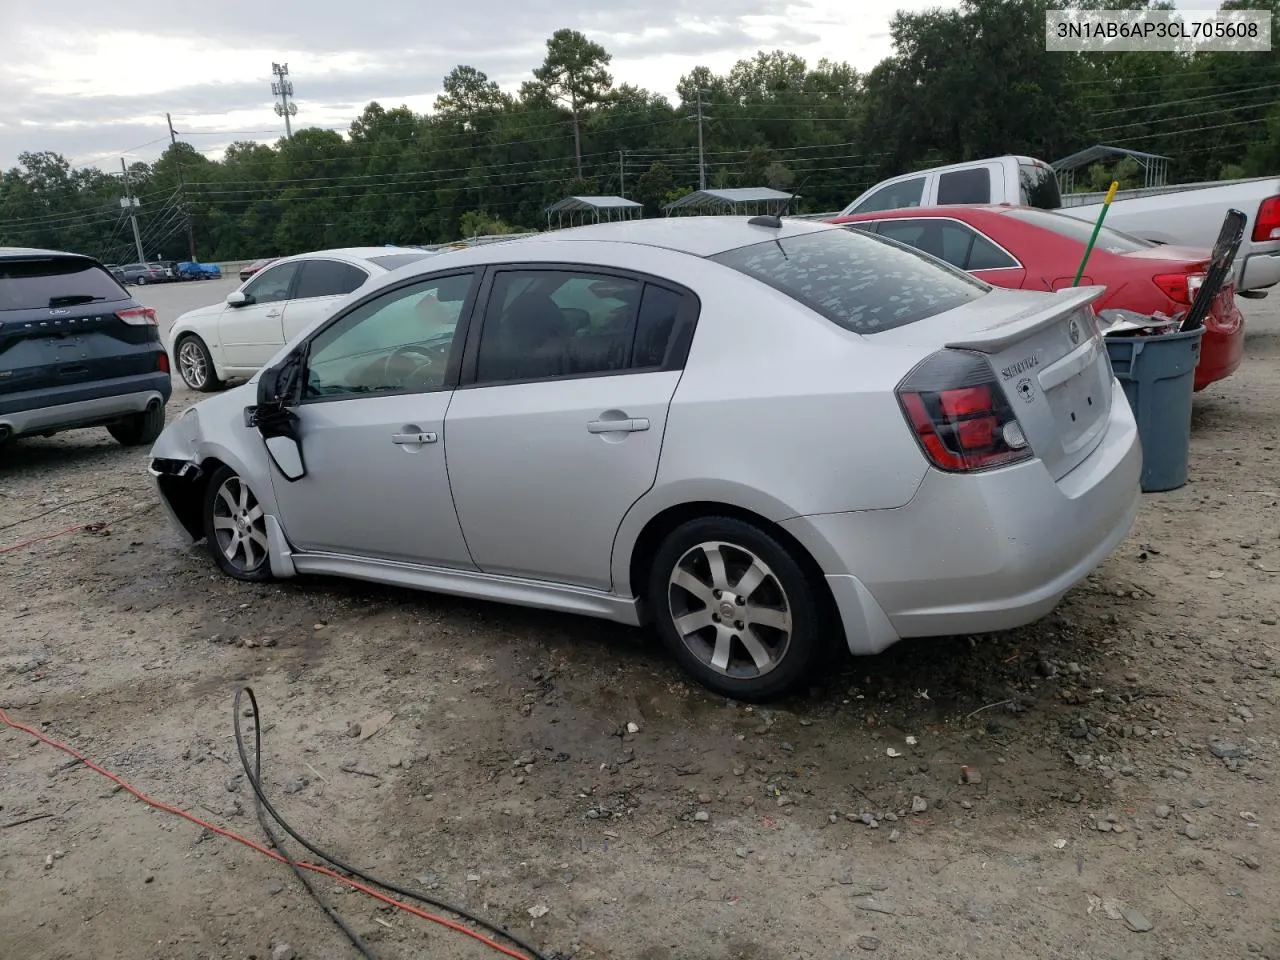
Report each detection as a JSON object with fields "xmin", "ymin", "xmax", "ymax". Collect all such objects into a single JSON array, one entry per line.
[{"xmin": 364, "ymin": 340, "xmax": 451, "ymax": 390}]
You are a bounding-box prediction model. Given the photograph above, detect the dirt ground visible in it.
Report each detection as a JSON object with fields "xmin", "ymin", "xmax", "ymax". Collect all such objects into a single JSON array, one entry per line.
[{"xmin": 1, "ymin": 284, "xmax": 1277, "ymax": 960}]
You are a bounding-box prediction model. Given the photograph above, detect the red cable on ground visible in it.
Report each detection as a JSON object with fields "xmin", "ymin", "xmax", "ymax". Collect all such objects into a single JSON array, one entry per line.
[
  {"xmin": 0, "ymin": 707, "xmax": 534, "ymax": 960},
  {"xmin": 0, "ymin": 520, "xmax": 110, "ymax": 555}
]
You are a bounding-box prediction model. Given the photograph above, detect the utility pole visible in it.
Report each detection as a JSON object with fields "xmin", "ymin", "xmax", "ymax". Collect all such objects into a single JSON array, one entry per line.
[
  {"xmin": 271, "ymin": 62, "xmax": 297, "ymax": 138},
  {"xmin": 119, "ymin": 158, "xmax": 146, "ymax": 264},
  {"xmin": 166, "ymin": 113, "xmax": 198, "ymax": 262},
  {"xmin": 687, "ymin": 89, "xmax": 711, "ymax": 191},
  {"xmin": 619, "ymin": 150, "xmax": 626, "ymax": 197}
]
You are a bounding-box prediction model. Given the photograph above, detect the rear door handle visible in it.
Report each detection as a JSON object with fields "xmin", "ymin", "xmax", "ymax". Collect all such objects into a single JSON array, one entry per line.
[
  {"xmin": 587, "ymin": 418, "xmax": 650, "ymax": 434},
  {"xmin": 391, "ymin": 432, "xmax": 437, "ymax": 444}
]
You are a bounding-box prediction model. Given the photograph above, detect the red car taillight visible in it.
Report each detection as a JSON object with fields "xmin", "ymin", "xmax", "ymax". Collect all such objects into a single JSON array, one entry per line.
[
  {"xmin": 158, "ymin": 351, "xmax": 170, "ymax": 373},
  {"xmin": 116, "ymin": 306, "xmax": 158, "ymax": 325},
  {"xmin": 896, "ymin": 350, "xmax": 1033, "ymax": 473},
  {"xmin": 1153, "ymin": 272, "xmax": 1204, "ymax": 305},
  {"xmin": 1252, "ymin": 195, "xmax": 1280, "ymax": 242}
]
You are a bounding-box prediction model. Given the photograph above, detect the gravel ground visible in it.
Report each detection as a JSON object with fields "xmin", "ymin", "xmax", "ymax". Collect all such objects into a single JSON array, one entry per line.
[{"xmin": 1, "ymin": 282, "xmax": 1277, "ymax": 960}]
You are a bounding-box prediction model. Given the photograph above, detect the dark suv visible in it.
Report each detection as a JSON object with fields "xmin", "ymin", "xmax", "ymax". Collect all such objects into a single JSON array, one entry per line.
[{"xmin": 0, "ymin": 248, "xmax": 172, "ymax": 448}]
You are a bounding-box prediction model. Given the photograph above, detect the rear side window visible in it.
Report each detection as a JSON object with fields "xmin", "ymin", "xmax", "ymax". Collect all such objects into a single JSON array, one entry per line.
[
  {"xmin": 1018, "ymin": 162, "xmax": 1063, "ymax": 209},
  {"xmin": 294, "ymin": 259, "xmax": 368, "ymax": 299},
  {"xmin": 1001, "ymin": 208, "xmax": 1154, "ymax": 253},
  {"xmin": 937, "ymin": 168, "xmax": 992, "ymax": 204},
  {"xmin": 710, "ymin": 227, "xmax": 988, "ymax": 335},
  {"xmin": 852, "ymin": 176, "xmax": 926, "ymax": 214},
  {"xmin": 0, "ymin": 258, "xmax": 128, "ymax": 311}
]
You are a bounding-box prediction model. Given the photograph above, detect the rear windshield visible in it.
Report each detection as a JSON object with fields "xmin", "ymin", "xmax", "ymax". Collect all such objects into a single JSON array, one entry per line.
[
  {"xmin": 708, "ymin": 227, "xmax": 988, "ymax": 335},
  {"xmin": 369, "ymin": 252, "xmax": 435, "ymax": 271},
  {"xmin": 1000, "ymin": 207, "xmax": 1154, "ymax": 253},
  {"xmin": 1018, "ymin": 162, "xmax": 1063, "ymax": 210},
  {"xmin": 0, "ymin": 257, "xmax": 128, "ymax": 312}
]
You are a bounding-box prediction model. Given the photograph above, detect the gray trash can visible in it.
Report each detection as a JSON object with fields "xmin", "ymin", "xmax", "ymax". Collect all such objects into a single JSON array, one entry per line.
[{"xmin": 1104, "ymin": 327, "xmax": 1204, "ymax": 493}]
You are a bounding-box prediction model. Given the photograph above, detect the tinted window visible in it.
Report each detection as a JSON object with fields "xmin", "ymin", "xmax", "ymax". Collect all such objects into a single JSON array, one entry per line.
[
  {"xmin": 304, "ymin": 272, "xmax": 476, "ymax": 400},
  {"xmin": 710, "ymin": 227, "xmax": 987, "ymax": 335},
  {"xmin": 369, "ymin": 253, "xmax": 435, "ymax": 271},
  {"xmin": 633, "ymin": 284, "xmax": 686, "ymax": 368},
  {"xmin": 937, "ymin": 168, "xmax": 992, "ymax": 204},
  {"xmin": 875, "ymin": 218, "xmax": 1018, "ymax": 271},
  {"xmin": 852, "ymin": 176, "xmax": 926, "ymax": 214},
  {"xmin": 243, "ymin": 261, "xmax": 300, "ymax": 304},
  {"xmin": 293, "ymin": 259, "xmax": 368, "ymax": 300},
  {"xmin": 1001, "ymin": 208, "xmax": 1154, "ymax": 253},
  {"xmin": 1018, "ymin": 162, "xmax": 1063, "ymax": 209},
  {"xmin": 0, "ymin": 257, "xmax": 128, "ymax": 311},
  {"xmin": 475, "ymin": 270, "xmax": 642, "ymax": 383},
  {"xmin": 966, "ymin": 233, "xmax": 1019, "ymax": 270}
]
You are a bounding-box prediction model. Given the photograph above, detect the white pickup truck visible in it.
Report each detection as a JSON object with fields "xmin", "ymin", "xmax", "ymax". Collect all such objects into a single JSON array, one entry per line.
[{"xmin": 835, "ymin": 156, "xmax": 1280, "ymax": 296}]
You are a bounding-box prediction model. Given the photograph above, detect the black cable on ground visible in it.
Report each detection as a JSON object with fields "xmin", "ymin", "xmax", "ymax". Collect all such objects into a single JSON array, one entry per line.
[
  {"xmin": 232, "ymin": 686, "xmax": 550, "ymax": 960},
  {"xmin": 235, "ymin": 687, "xmax": 378, "ymax": 960}
]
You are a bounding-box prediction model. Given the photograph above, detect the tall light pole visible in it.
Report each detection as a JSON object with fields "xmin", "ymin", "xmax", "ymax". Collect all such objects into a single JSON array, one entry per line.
[{"xmin": 271, "ymin": 62, "xmax": 297, "ymax": 138}]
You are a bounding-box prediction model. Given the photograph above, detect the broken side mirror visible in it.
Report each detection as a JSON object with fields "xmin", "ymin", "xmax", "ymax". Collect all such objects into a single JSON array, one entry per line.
[{"xmin": 247, "ymin": 349, "xmax": 308, "ymax": 481}]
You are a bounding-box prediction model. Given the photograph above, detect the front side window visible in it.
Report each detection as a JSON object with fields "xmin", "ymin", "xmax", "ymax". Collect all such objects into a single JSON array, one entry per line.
[
  {"xmin": 474, "ymin": 269, "xmax": 643, "ymax": 384},
  {"xmin": 243, "ymin": 261, "xmax": 300, "ymax": 305},
  {"xmin": 852, "ymin": 176, "xmax": 926, "ymax": 214},
  {"xmin": 293, "ymin": 259, "xmax": 368, "ymax": 300},
  {"xmin": 710, "ymin": 226, "xmax": 987, "ymax": 335},
  {"xmin": 1018, "ymin": 162, "xmax": 1063, "ymax": 210},
  {"xmin": 304, "ymin": 272, "xmax": 476, "ymax": 400}
]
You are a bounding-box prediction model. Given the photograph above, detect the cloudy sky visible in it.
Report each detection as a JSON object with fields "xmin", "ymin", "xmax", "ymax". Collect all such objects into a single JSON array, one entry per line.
[{"xmin": 0, "ymin": 0, "xmax": 964, "ymax": 172}]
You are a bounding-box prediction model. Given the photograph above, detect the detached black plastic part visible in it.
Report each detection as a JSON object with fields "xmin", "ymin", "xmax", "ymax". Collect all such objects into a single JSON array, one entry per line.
[{"xmin": 748, "ymin": 214, "xmax": 784, "ymax": 228}]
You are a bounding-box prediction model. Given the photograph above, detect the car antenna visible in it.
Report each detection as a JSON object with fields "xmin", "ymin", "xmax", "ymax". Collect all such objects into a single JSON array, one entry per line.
[{"xmin": 747, "ymin": 176, "xmax": 808, "ymax": 229}]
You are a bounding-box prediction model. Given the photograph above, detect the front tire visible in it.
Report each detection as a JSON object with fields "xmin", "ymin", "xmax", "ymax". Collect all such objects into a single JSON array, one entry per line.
[
  {"xmin": 176, "ymin": 335, "xmax": 223, "ymax": 392},
  {"xmin": 648, "ymin": 516, "xmax": 825, "ymax": 702},
  {"xmin": 203, "ymin": 465, "xmax": 274, "ymax": 582},
  {"xmin": 107, "ymin": 403, "xmax": 165, "ymax": 446}
]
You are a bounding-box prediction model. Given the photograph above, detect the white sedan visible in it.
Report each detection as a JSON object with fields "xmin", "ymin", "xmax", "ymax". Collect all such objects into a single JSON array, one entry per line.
[
  {"xmin": 149, "ymin": 217, "xmax": 1141, "ymax": 701},
  {"xmin": 168, "ymin": 246, "xmax": 436, "ymax": 391}
]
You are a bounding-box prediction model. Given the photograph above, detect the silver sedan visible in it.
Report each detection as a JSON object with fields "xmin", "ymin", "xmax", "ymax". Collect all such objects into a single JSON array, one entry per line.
[{"xmin": 149, "ymin": 216, "xmax": 1141, "ymax": 701}]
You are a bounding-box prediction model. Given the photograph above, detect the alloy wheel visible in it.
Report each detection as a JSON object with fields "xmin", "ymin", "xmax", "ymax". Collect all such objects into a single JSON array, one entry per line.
[
  {"xmin": 178, "ymin": 339, "xmax": 209, "ymax": 390},
  {"xmin": 211, "ymin": 475, "xmax": 268, "ymax": 574},
  {"xmin": 667, "ymin": 540, "xmax": 793, "ymax": 679}
]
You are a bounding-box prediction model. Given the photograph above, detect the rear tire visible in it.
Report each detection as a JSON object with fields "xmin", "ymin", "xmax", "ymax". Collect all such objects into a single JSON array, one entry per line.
[
  {"xmin": 176, "ymin": 335, "xmax": 223, "ymax": 392},
  {"xmin": 203, "ymin": 465, "xmax": 274, "ymax": 582},
  {"xmin": 647, "ymin": 516, "xmax": 826, "ymax": 702},
  {"xmin": 107, "ymin": 404, "xmax": 165, "ymax": 447}
]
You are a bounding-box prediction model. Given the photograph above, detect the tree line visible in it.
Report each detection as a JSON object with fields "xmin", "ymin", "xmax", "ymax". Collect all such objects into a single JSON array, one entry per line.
[{"xmin": 1, "ymin": 0, "xmax": 1277, "ymax": 263}]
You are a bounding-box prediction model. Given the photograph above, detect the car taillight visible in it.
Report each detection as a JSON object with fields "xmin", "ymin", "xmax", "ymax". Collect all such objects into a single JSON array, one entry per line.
[
  {"xmin": 1252, "ymin": 195, "xmax": 1280, "ymax": 242},
  {"xmin": 158, "ymin": 351, "xmax": 170, "ymax": 373},
  {"xmin": 1153, "ymin": 272, "xmax": 1203, "ymax": 305},
  {"xmin": 116, "ymin": 306, "xmax": 158, "ymax": 325},
  {"xmin": 896, "ymin": 350, "xmax": 1033, "ymax": 473}
]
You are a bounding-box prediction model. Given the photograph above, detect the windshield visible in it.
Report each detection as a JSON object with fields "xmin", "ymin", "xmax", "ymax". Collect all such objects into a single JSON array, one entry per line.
[
  {"xmin": 1001, "ymin": 207, "xmax": 1154, "ymax": 253},
  {"xmin": 369, "ymin": 252, "xmax": 435, "ymax": 271},
  {"xmin": 0, "ymin": 257, "xmax": 128, "ymax": 311},
  {"xmin": 708, "ymin": 227, "xmax": 988, "ymax": 335}
]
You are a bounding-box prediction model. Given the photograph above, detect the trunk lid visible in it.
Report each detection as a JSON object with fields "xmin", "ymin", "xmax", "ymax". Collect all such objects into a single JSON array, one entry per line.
[
  {"xmin": 0, "ymin": 255, "xmax": 154, "ymax": 396},
  {"xmin": 871, "ymin": 285, "xmax": 1115, "ymax": 481}
]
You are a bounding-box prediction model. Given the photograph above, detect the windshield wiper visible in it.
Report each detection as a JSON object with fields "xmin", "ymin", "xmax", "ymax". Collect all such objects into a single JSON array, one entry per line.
[{"xmin": 48, "ymin": 294, "xmax": 107, "ymax": 307}]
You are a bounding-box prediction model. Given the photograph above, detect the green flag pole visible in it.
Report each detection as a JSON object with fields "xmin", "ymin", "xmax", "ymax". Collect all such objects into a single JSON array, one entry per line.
[{"xmin": 1073, "ymin": 180, "xmax": 1120, "ymax": 287}]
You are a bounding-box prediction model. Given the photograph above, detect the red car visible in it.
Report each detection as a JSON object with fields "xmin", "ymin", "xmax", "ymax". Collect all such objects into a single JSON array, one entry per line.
[{"xmin": 829, "ymin": 205, "xmax": 1244, "ymax": 391}]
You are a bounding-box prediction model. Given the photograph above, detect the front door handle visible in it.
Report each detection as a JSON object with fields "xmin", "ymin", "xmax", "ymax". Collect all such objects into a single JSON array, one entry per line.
[
  {"xmin": 392, "ymin": 431, "xmax": 438, "ymax": 444},
  {"xmin": 265, "ymin": 309, "xmax": 282, "ymax": 318},
  {"xmin": 587, "ymin": 418, "xmax": 650, "ymax": 434}
]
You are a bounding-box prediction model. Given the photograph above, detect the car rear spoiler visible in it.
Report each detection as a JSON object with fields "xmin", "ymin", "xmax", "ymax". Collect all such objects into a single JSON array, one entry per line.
[{"xmin": 945, "ymin": 285, "xmax": 1107, "ymax": 354}]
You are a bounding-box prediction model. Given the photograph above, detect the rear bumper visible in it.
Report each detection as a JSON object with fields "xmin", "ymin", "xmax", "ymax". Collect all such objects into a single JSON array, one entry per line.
[
  {"xmin": 0, "ymin": 372, "xmax": 172, "ymax": 438},
  {"xmin": 1194, "ymin": 319, "xmax": 1245, "ymax": 391},
  {"xmin": 1240, "ymin": 250, "xmax": 1280, "ymax": 293},
  {"xmin": 782, "ymin": 379, "xmax": 1142, "ymax": 653}
]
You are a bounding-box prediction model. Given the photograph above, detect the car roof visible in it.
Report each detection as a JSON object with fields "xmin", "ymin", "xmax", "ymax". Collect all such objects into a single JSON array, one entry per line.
[
  {"xmin": 271, "ymin": 246, "xmax": 431, "ymax": 269},
  {"xmin": 503, "ymin": 216, "xmax": 839, "ymax": 258},
  {"xmin": 0, "ymin": 246, "xmax": 96, "ymax": 261}
]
